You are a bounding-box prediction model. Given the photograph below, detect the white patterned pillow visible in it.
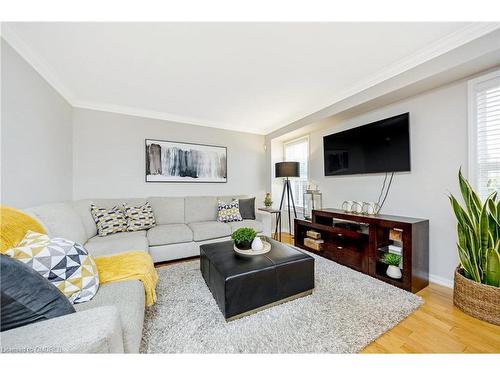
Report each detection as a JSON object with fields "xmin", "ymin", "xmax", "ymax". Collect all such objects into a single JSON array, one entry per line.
[
  {"xmin": 123, "ymin": 202, "xmax": 156, "ymax": 232},
  {"xmin": 5, "ymin": 231, "xmax": 99, "ymax": 303},
  {"xmin": 90, "ymin": 204, "xmax": 127, "ymax": 237},
  {"xmin": 217, "ymin": 200, "xmax": 243, "ymax": 223}
]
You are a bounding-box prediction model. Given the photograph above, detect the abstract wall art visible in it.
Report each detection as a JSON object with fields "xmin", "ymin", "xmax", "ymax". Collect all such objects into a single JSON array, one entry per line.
[{"xmin": 145, "ymin": 139, "xmax": 227, "ymax": 183}]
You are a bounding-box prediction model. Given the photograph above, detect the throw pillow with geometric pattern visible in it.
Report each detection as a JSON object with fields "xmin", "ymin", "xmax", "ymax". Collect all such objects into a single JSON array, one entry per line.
[
  {"xmin": 217, "ymin": 199, "xmax": 243, "ymax": 223},
  {"xmin": 5, "ymin": 230, "xmax": 99, "ymax": 303},
  {"xmin": 123, "ymin": 202, "xmax": 156, "ymax": 232},
  {"xmin": 90, "ymin": 204, "xmax": 128, "ymax": 237}
]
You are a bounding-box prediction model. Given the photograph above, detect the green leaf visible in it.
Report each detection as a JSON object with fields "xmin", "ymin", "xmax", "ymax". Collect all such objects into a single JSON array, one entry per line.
[
  {"xmin": 458, "ymin": 169, "xmax": 481, "ymax": 221},
  {"xmin": 467, "ymin": 226, "xmax": 482, "ymax": 281},
  {"xmin": 479, "ymin": 203, "xmax": 490, "ymax": 253},
  {"xmin": 449, "ymin": 195, "xmax": 473, "ymax": 230},
  {"xmin": 457, "ymin": 224, "xmax": 467, "ymax": 249},
  {"xmin": 497, "ymin": 200, "xmax": 500, "ymax": 223},
  {"xmin": 382, "ymin": 252, "xmax": 401, "ymax": 266},
  {"xmin": 457, "ymin": 243, "xmax": 478, "ymax": 282},
  {"xmin": 484, "ymin": 248, "xmax": 500, "ymax": 287}
]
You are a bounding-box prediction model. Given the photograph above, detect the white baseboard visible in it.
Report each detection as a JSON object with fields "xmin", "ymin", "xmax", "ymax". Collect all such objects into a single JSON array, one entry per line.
[{"xmin": 429, "ymin": 273, "xmax": 454, "ymax": 289}]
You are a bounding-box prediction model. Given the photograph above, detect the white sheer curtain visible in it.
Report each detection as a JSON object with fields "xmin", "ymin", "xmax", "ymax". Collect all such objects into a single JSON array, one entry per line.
[{"xmin": 284, "ymin": 137, "xmax": 309, "ymax": 208}]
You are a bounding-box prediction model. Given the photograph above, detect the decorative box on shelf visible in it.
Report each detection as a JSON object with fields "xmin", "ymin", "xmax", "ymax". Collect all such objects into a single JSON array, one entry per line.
[
  {"xmin": 306, "ymin": 230, "xmax": 321, "ymax": 239},
  {"xmin": 304, "ymin": 237, "xmax": 324, "ymax": 251}
]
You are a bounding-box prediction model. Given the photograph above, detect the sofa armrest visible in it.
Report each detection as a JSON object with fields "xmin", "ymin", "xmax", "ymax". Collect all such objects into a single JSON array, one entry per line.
[
  {"xmin": 0, "ymin": 306, "xmax": 124, "ymax": 353},
  {"xmin": 255, "ymin": 210, "xmax": 272, "ymax": 237}
]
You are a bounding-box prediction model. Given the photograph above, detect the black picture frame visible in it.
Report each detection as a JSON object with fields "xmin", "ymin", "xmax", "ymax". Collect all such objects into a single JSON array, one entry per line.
[{"xmin": 145, "ymin": 139, "xmax": 227, "ymax": 183}]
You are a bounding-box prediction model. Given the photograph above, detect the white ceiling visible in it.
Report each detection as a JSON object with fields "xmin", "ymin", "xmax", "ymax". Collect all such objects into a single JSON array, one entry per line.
[{"xmin": 3, "ymin": 22, "xmax": 497, "ymax": 134}]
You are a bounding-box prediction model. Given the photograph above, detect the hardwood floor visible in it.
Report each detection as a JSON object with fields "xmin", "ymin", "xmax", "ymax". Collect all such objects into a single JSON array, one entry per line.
[{"xmin": 279, "ymin": 232, "xmax": 500, "ymax": 353}]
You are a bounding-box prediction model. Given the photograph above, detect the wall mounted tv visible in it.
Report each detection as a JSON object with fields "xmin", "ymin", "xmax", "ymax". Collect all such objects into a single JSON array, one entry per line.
[{"xmin": 323, "ymin": 113, "xmax": 410, "ymax": 176}]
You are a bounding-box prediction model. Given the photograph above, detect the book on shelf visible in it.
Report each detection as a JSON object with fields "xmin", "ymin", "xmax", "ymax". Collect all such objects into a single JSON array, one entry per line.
[
  {"xmin": 388, "ymin": 245, "xmax": 402, "ymax": 255},
  {"xmin": 304, "ymin": 237, "xmax": 324, "ymax": 251},
  {"xmin": 306, "ymin": 230, "xmax": 321, "ymax": 239}
]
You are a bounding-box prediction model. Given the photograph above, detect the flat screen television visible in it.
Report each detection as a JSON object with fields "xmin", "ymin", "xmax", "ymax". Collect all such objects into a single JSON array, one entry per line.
[{"xmin": 323, "ymin": 113, "xmax": 410, "ymax": 176}]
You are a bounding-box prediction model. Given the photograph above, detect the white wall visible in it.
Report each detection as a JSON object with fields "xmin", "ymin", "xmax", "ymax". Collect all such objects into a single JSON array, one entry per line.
[
  {"xmin": 1, "ymin": 39, "xmax": 73, "ymax": 208},
  {"xmin": 72, "ymin": 108, "xmax": 266, "ymax": 200},
  {"xmin": 269, "ymin": 80, "xmax": 470, "ymax": 286}
]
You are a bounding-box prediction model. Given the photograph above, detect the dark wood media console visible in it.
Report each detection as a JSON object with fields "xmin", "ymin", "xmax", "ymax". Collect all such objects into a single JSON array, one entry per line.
[{"xmin": 294, "ymin": 209, "xmax": 429, "ymax": 293}]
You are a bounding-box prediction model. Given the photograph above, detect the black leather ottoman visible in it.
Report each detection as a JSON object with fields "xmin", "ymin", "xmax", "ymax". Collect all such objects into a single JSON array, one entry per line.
[{"xmin": 200, "ymin": 238, "xmax": 314, "ymax": 321}]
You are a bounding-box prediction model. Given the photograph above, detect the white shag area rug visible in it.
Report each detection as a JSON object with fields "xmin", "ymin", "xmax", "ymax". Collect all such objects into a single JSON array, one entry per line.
[{"xmin": 141, "ymin": 253, "xmax": 422, "ymax": 353}]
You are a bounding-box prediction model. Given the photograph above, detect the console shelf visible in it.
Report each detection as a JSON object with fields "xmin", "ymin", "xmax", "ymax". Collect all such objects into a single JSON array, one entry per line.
[{"xmin": 294, "ymin": 208, "xmax": 429, "ymax": 293}]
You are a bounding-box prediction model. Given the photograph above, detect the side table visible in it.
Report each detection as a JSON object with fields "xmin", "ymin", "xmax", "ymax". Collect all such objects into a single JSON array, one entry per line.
[{"xmin": 258, "ymin": 207, "xmax": 282, "ymax": 241}]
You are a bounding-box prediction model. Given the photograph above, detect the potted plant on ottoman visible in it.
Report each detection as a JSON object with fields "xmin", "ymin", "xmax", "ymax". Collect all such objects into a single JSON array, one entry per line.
[
  {"xmin": 449, "ymin": 170, "xmax": 499, "ymax": 325},
  {"xmin": 231, "ymin": 227, "xmax": 257, "ymax": 250},
  {"xmin": 382, "ymin": 253, "xmax": 402, "ymax": 279}
]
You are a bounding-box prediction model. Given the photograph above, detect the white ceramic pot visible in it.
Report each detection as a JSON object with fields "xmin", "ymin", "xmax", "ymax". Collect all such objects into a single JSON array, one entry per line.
[
  {"xmin": 251, "ymin": 237, "xmax": 264, "ymax": 251},
  {"xmin": 386, "ymin": 265, "xmax": 402, "ymax": 279}
]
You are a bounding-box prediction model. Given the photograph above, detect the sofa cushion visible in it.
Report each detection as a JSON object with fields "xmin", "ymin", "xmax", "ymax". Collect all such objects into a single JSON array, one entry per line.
[
  {"xmin": 84, "ymin": 231, "xmax": 148, "ymax": 257},
  {"xmin": 74, "ymin": 280, "xmax": 144, "ymax": 353},
  {"xmin": 72, "ymin": 200, "xmax": 98, "ymax": 238},
  {"xmin": 148, "ymin": 197, "xmax": 185, "ymax": 224},
  {"xmin": 24, "ymin": 203, "xmax": 87, "ymax": 245},
  {"xmin": 0, "ymin": 305, "xmax": 123, "ymax": 353},
  {"xmin": 123, "ymin": 202, "xmax": 156, "ymax": 232},
  {"xmin": 230, "ymin": 220, "xmax": 263, "ymax": 233},
  {"xmin": 91, "ymin": 204, "xmax": 128, "ymax": 237},
  {"xmin": 147, "ymin": 224, "xmax": 193, "ymax": 246},
  {"xmin": 188, "ymin": 221, "xmax": 231, "ymax": 241},
  {"xmin": 1, "ymin": 254, "xmax": 75, "ymax": 332},
  {"xmin": 6, "ymin": 231, "xmax": 100, "ymax": 303},
  {"xmin": 185, "ymin": 196, "xmax": 217, "ymax": 223}
]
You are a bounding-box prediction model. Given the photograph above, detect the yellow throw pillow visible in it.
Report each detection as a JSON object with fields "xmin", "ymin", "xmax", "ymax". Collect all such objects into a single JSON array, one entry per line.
[{"xmin": 5, "ymin": 231, "xmax": 99, "ymax": 303}]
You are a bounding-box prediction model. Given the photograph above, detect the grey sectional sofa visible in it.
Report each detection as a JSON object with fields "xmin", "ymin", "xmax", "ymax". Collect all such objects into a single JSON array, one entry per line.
[
  {"xmin": 0, "ymin": 195, "xmax": 271, "ymax": 353},
  {"xmin": 24, "ymin": 195, "xmax": 271, "ymax": 262}
]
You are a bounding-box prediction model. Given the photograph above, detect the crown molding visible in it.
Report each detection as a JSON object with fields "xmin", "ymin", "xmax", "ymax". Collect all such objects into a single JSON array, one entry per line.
[
  {"xmin": 262, "ymin": 22, "xmax": 500, "ymax": 135},
  {"xmin": 72, "ymin": 100, "xmax": 266, "ymax": 135},
  {"xmin": 1, "ymin": 23, "xmax": 265, "ymax": 135},
  {"xmin": 1, "ymin": 24, "xmax": 77, "ymax": 104},
  {"xmin": 3, "ymin": 22, "xmax": 499, "ymax": 136}
]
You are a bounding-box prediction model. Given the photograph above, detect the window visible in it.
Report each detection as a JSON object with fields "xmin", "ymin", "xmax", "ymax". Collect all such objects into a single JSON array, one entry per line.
[
  {"xmin": 468, "ymin": 70, "xmax": 500, "ymax": 200},
  {"xmin": 284, "ymin": 136, "xmax": 309, "ymax": 208}
]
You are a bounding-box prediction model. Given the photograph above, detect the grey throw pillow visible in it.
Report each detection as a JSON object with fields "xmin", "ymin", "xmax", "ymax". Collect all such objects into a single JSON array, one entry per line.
[
  {"xmin": 239, "ymin": 197, "xmax": 256, "ymax": 220},
  {"xmin": 1, "ymin": 254, "xmax": 75, "ymax": 332}
]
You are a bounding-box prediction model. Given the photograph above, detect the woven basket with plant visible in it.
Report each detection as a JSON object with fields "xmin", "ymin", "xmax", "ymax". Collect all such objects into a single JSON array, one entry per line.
[{"xmin": 449, "ymin": 170, "xmax": 499, "ymax": 325}]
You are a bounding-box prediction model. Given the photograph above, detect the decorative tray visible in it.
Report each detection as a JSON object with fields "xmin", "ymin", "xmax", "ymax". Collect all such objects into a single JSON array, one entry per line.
[{"xmin": 234, "ymin": 240, "xmax": 271, "ymax": 256}]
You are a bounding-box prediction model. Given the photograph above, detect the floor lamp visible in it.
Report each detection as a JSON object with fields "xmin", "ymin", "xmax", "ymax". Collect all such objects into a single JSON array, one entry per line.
[{"xmin": 275, "ymin": 162, "xmax": 300, "ymax": 240}]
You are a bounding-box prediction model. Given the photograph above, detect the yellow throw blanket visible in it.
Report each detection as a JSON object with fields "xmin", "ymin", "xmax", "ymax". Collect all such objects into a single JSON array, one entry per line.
[
  {"xmin": 95, "ymin": 251, "xmax": 159, "ymax": 306},
  {"xmin": 0, "ymin": 206, "xmax": 46, "ymax": 252},
  {"xmin": 1, "ymin": 205, "xmax": 158, "ymax": 307}
]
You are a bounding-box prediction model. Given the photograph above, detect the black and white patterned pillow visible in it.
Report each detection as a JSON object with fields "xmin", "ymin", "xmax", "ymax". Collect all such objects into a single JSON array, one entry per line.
[
  {"xmin": 123, "ymin": 202, "xmax": 156, "ymax": 232},
  {"xmin": 217, "ymin": 200, "xmax": 243, "ymax": 223},
  {"xmin": 6, "ymin": 231, "xmax": 100, "ymax": 303},
  {"xmin": 90, "ymin": 204, "xmax": 128, "ymax": 237}
]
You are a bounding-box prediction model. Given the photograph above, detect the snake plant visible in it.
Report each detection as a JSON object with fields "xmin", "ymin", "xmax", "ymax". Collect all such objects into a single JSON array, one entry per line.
[{"xmin": 449, "ymin": 170, "xmax": 500, "ymax": 287}]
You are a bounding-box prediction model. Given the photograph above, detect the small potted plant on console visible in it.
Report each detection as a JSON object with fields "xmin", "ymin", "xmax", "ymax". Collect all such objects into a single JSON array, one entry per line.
[
  {"xmin": 382, "ymin": 252, "xmax": 402, "ymax": 279},
  {"xmin": 231, "ymin": 227, "xmax": 257, "ymax": 250}
]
